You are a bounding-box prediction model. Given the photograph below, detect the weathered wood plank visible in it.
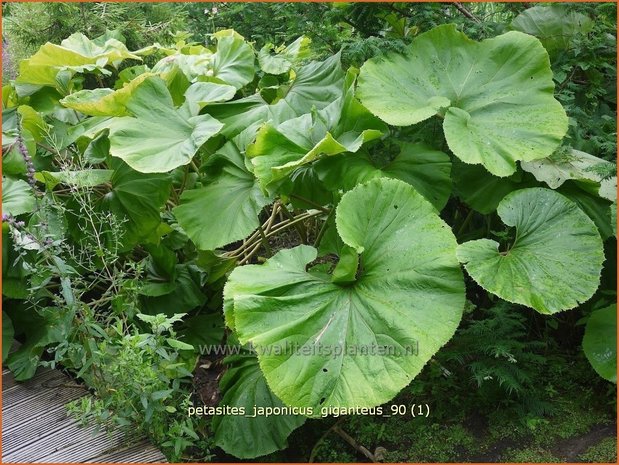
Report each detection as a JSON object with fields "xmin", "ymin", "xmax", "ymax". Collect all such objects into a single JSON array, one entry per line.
[
  {"xmin": 87, "ymin": 440, "xmax": 167, "ymax": 463},
  {"xmin": 3, "ymin": 404, "xmax": 85, "ymax": 453},
  {"xmin": 16, "ymin": 424, "xmax": 127, "ymax": 462},
  {"xmin": 41, "ymin": 428, "xmax": 148, "ymax": 463},
  {"xmin": 2, "ymin": 358, "xmax": 167, "ymax": 463},
  {"xmin": 2, "ymin": 365, "xmax": 53, "ymax": 391},
  {"xmin": 3, "ymin": 367, "xmax": 60, "ymax": 399},
  {"xmin": 2, "ymin": 383, "xmax": 86, "ymax": 433}
]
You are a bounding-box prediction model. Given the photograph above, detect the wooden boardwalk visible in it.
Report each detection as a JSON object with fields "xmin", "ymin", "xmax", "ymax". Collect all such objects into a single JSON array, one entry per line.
[{"xmin": 2, "ymin": 363, "xmax": 167, "ymax": 463}]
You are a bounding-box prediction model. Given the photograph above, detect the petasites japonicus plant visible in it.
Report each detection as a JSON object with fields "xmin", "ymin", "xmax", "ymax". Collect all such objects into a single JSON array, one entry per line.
[
  {"xmin": 2, "ymin": 20, "xmax": 614, "ymax": 461},
  {"xmin": 357, "ymin": 24, "xmax": 569, "ymax": 177},
  {"xmin": 224, "ymin": 178, "xmax": 465, "ymax": 410},
  {"xmin": 456, "ymin": 188, "xmax": 604, "ymax": 314}
]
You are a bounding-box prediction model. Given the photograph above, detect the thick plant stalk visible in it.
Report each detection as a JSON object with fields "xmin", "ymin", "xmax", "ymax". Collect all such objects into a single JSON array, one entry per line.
[
  {"xmin": 280, "ymin": 202, "xmax": 307, "ymax": 242},
  {"xmin": 289, "ymin": 194, "xmax": 331, "ymax": 213},
  {"xmin": 454, "ymin": 2, "xmax": 482, "ymax": 23},
  {"xmin": 313, "ymin": 209, "xmax": 334, "ymax": 248},
  {"xmin": 333, "ymin": 425, "xmax": 376, "ymax": 462},
  {"xmin": 225, "ymin": 206, "xmax": 323, "ymax": 260},
  {"xmin": 257, "ymin": 224, "xmax": 272, "ymax": 256}
]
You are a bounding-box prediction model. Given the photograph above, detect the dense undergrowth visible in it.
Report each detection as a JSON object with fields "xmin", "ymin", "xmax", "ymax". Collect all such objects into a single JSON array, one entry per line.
[{"xmin": 2, "ymin": 2, "xmax": 616, "ymax": 462}]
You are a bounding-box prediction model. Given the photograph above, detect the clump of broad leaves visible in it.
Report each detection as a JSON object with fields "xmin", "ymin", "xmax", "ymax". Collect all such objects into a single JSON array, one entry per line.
[{"xmin": 2, "ymin": 20, "xmax": 616, "ymax": 459}]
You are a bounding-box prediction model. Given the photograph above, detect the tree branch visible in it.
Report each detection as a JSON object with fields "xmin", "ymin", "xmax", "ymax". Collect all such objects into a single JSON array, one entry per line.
[
  {"xmin": 454, "ymin": 3, "xmax": 482, "ymax": 23},
  {"xmin": 333, "ymin": 425, "xmax": 376, "ymax": 462}
]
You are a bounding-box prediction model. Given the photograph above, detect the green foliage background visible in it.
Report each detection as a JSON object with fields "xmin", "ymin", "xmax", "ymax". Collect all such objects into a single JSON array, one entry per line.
[{"xmin": 1, "ymin": 2, "xmax": 616, "ymax": 463}]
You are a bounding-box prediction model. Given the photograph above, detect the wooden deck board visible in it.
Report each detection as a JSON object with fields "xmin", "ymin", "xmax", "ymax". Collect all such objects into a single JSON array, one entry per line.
[
  {"xmin": 3, "ymin": 407, "xmax": 85, "ymax": 453},
  {"xmin": 2, "ymin": 361, "xmax": 167, "ymax": 463},
  {"xmin": 3, "ymin": 369, "xmax": 67, "ymax": 404},
  {"xmin": 3, "ymin": 383, "xmax": 86, "ymax": 432},
  {"xmin": 87, "ymin": 440, "xmax": 170, "ymax": 463},
  {"xmin": 2, "ymin": 366, "xmax": 53, "ymax": 392}
]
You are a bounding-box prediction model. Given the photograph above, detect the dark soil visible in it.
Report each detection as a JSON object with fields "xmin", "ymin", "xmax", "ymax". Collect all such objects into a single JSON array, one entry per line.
[
  {"xmin": 552, "ymin": 423, "xmax": 617, "ymax": 462},
  {"xmin": 193, "ymin": 353, "xmax": 226, "ymax": 408},
  {"xmin": 464, "ymin": 422, "xmax": 617, "ymax": 463}
]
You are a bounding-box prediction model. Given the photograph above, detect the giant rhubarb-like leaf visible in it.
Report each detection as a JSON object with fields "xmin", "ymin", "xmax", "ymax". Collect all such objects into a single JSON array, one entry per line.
[
  {"xmin": 357, "ymin": 24, "xmax": 568, "ymax": 177},
  {"xmin": 174, "ymin": 141, "xmax": 271, "ymax": 250},
  {"xmin": 583, "ymin": 305, "xmax": 617, "ymax": 383},
  {"xmin": 224, "ymin": 178, "xmax": 465, "ymax": 409},
  {"xmin": 108, "ymin": 77, "xmax": 223, "ymax": 173},
  {"xmin": 457, "ymin": 188, "xmax": 604, "ymax": 314},
  {"xmin": 247, "ymin": 70, "xmax": 386, "ymax": 192}
]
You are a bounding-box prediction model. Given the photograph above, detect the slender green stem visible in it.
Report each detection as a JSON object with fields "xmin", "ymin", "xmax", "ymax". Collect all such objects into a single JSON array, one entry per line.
[
  {"xmin": 269, "ymin": 211, "xmax": 320, "ymax": 238},
  {"xmin": 225, "ymin": 203, "xmax": 281, "ymax": 256},
  {"xmin": 257, "ymin": 224, "xmax": 272, "ymax": 256},
  {"xmin": 224, "ymin": 210, "xmax": 323, "ymax": 259},
  {"xmin": 177, "ymin": 165, "xmax": 189, "ymax": 197},
  {"xmin": 289, "ymin": 194, "xmax": 331, "ymax": 213},
  {"xmin": 281, "ymin": 203, "xmax": 306, "ymax": 242},
  {"xmin": 456, "ymin": 209, "xmax": 474, "ymax": 236},
  {"xmin": 36, "ymin": 142, "xmax": 57, "ymax": 154},
  {"xmin": 313, "ymin": 209, "xmax": 334, "ymax": 248},
  {"xmin": 239, "ymin": 240, "xmax": 263, "ymax": 265}
]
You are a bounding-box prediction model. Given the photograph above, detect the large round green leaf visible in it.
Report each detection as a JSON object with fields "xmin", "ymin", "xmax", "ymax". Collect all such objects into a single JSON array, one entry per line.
[
  {"xmin": 599, "ymin": 177, "xmax": 617, "ymax": 203},
  {"xmin": 17, "ymin": 105, "xmax": 48, "ymax": 142},
  {"xmin": 151, "ymin": 49, "xmax": 210, "ymax": 84},
  {"xmin": 258, "ymin": 36, "xmax": 312, "ymax": 75},
  {"xmin": 102, "ymin": 160, "xmax": 172, "ymax": 248},
  {"xmin": 521, "ymin": 147, "xmax": 615, "ymax": 190},
  {"xmin": 557, "ymin": 181, "xmax": 613, "ymax": 241},
  {"xmin": 224, "ymin": 178, "xmax": 465, "ymax": 409},
  {"xmin": 174, "ymin": 141, "xmax": 271, "ymax": 251},
  {"xmin": 2, "ymin": 224, "xmax": 30, "ymax": 299},
  {"xmin": 16, "ymin": 32, "xmax": 140, "ymax": 89},
  {"xmin": 108, "ymin": 77, "xmax": 223, "ymax": 173},
  {"xmin": 281, "ymin": 164, "xmax": 335, "ymax": 210},
  {"xmin": 583, "ymin": 305, "xmax": 617, "ymax": 383},
  {"xmin": 211, "ymin": 30, "xmax": 256, "ymax": 90},
  {"xmin": 60, "ymin": 73, "xmax": 153, "ymax": 116},
  {"xmin": 2, "ymin": 177, "xmax": 36, "ymax": 217},
  {"xmin": 182, "ymin": 82, "xmax": 237, "ymax": 116},
  {"xmin": 452, "ymin": 159, "xmax": 536, "ymax": 214},
  {"xmin": 357, "ymin": 24, "xmax": 568, "ymax": 177},
  {"xmin": 207, "ymin": 53, "xmax": 345, "ymax": 138},
  {"xmin": 140, "ymin": 265, "xmax": 206, "ymax": 316},
  {"xmin": 7, "ymin": 306, "xmax": 74, "ymax": 381},
  {"xmin": 511, "ymin": 5, "xmax": 593, "ymax": 56},
  {"xmin": 247, "ymin": 70, "xmax": 385, "ymax": 193},
  {"xmin": 2, "ymin": 122, "xmax": 36, "ymax": 177},
  {"xmin": 36, "ymin": 169, "xmax": 113, "ymax": 190},
  {"xmin": 457, "ymin": 188, "xmax": 604, "ymax": 314},
  {"xmin": 213, "ymin": 355, "xmax": 305, "ymax": 459}
]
